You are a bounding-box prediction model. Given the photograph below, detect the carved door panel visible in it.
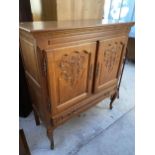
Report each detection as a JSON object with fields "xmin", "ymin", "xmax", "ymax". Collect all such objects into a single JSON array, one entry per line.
[
  {"xmin": 94, "ymin": 37, "xmax": 127, "ymax": 93},
  {"xmin": 47, "ymin": 42, "xmax": 96, "ymax": 112}
]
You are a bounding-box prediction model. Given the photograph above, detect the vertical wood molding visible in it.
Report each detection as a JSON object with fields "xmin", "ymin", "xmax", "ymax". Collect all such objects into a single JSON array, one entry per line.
[
  {"xmin": 57, "ymin": 0, "xmax": 105, "ymax": 21},
  {"xmin": 30, "ymin": 0, "xmax": 57, "ymax": 21},
  {"xmin": 30, "ymin": 0, "xmax": 105, "ymax": 21}
]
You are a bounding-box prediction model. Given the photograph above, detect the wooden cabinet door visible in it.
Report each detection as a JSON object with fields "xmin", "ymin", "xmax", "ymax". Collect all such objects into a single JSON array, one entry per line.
[
  {"xmin": 47, "ymin": 42, "xmax": 96, "ymax": 112},
  {"xmin": 94, "ymin": 37, "xmax": 127, "ymax": 93}
]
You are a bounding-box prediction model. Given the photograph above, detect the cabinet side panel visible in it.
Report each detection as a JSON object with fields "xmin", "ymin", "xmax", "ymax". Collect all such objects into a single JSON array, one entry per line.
[
  {"xmin": 20, "ymin": 32, "xmax": 51, "ymax": 127},
  {"xmin": 26, "ymin": 74, "xmax": 49, "ymax": 125},
  {"xmin": 20, "ymin": 37, "xmax": 40, "ymax": 83}
]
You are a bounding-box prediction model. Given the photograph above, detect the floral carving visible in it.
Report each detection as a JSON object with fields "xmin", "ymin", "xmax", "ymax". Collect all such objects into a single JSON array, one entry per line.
[
  {"xmin": 58, "ymin": 51, "xmax": 85, "ymax": 87},
  {"xmin": 103, "ymin": 42, "xmax": 122, "ymax": 72}
]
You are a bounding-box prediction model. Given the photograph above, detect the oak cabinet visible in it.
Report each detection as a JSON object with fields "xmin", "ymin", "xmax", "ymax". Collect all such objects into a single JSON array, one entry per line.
[{"xmin": 19, "ymin": 20, "xmax": 134, "ymax": 149}]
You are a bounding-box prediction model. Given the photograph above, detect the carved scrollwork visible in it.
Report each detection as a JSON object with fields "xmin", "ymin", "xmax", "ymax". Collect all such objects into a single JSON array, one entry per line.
[
  {"xmin": 58, "ymin": 51, "xmax": 86, "ymax": 87},
  {"xmin": 103, "ymin": 42, "xmax": 123, "ymax": 72}
]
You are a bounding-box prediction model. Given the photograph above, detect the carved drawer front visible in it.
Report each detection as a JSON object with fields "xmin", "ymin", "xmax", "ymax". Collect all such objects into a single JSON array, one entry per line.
[
  {"xmin": 47, "ymin": 42, "xmax": 96, "ymax": 113},
  {"xmin": 94, "ymin": 36, "xmax": 127, "ymax": 93}
]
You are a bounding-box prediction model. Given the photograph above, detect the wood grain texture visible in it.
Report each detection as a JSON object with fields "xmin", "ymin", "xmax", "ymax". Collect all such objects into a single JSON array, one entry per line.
[
  {"xmin": 19, "ymin": 19, "xmax": 134, "ymax": 32},
  {"xmin": 19, "ymin": 20, "xmax": 134, "ymax": 149},
  {"xmin": 30, "ymin": 0, "xmax": 105, "ymax": 21},
  {"xmin": 57, "ymin": 0, "xmax": 105, "ymax": 20},
  {"xmin": 30, "ymin": 0, "xmax": 57, "ymax": 21},
  {"xmin": 20, "ymin": 37, "xmax": 40, "ymax": 82},
  {"xmin": 41, "ymin": 0, "xmax": 57, "ymax": 21},
  {"xmin": 94, "ymin": 36, "xmax": 127, "ymax": 93},
  {"xmin": 47, "ymin": 42, "xmax": 96, "ymax": 114}
]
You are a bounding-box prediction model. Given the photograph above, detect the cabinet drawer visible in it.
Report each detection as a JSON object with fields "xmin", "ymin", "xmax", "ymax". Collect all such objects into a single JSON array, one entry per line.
[{"xmin": 52, "ymin": 84, "xmax": 117, "ymax": 126}]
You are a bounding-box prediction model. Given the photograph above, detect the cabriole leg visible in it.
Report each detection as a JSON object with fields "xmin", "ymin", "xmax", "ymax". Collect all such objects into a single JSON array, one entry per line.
[
  {"xmin": 33, "ymin": 108, "xmax": 40, "ymax": 126},
  {"xmin": 110, "ymin": 93, "xmax": 117, "ymax": 109},
  {"xmin": 47, "ymin": 127, "xmax": 54, "ymax": 150},
  {"xmin": 117, "ymin": 88, "xmax": 120, "ymax": 99}
]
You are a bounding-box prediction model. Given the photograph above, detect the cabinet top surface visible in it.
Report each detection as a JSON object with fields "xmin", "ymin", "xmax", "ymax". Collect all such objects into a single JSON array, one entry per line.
[{"xmin": 19, "ymin": 19, "xmax": 134, "ymax": 32}]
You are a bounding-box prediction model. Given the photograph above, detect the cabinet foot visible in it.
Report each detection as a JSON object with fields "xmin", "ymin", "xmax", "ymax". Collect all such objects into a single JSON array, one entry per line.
[
  {"xmin": 47, "ymin": 128, "xmax": 54, "ymax": 150},
  {"xmin": 109, "ymin": 93, "xmax": 117, "ymax": 110},
  {"xmin": 110, "ymin": 103, "xmax": 113, "ymax": 109},
  {"xmin": 50, "ymin": 139, "xmax": 54, "ymax": 150},
  {"xmin": 117, "ymin": 89, "xmax": 119, "ymax": 99},
  {"xmin": 33, "ymin": 108, "xmax": 40, "ymax": 126}
]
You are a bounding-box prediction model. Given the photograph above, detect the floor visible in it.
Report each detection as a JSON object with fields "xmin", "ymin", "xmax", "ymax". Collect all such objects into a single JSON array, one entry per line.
[{"xmin": 20, "ymin": 61, "xmax": 135, "ymax": 155}]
